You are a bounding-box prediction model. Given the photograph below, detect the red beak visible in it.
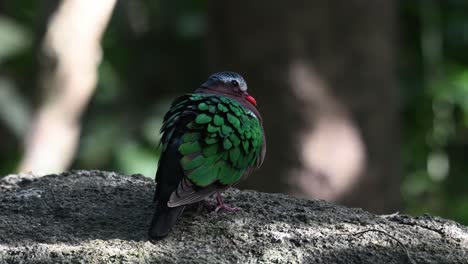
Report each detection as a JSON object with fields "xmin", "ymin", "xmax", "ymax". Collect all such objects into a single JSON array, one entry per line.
[{"xmin": 245, "ymin": 94, "xmax": 257, "ymax": 106}]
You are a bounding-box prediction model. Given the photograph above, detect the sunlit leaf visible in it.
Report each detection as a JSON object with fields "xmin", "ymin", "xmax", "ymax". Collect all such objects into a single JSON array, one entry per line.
[{"xmin": 0, "ymin": 15, "xmax": 31, "ymax": 61}]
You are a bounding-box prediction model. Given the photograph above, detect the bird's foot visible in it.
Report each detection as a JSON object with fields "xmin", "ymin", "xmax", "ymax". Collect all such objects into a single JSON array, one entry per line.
[
  {"xmin": 214, "ymin": 193, "xmax": 240, "ymax": 212},
  {"xmin": 215, "ymin": 203, "xmax": 240, "ymax": 212}
]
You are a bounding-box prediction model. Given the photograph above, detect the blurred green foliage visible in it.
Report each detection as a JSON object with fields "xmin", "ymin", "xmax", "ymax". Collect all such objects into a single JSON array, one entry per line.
[
  {"xmin": 401, "ymin": 0, "xmax": 468, "ymax": 224},
  {"xmin": 0, "ymin": 0, "xmax": 468, "ymax": 224},
  {"xmin": 76, "ymin": 0, "xmax": 209, "ymax": 178}
]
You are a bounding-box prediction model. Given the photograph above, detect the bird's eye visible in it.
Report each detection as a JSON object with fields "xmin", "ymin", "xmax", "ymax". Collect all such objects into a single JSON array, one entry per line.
[{"xmin": 231, "ymin": 80, "xmax": 239, "ymax": 87}]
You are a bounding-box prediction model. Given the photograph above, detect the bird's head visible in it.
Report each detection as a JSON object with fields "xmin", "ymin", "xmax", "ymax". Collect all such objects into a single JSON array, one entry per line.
[{"xmin": 199, "ymin": 71, "xmax": 257, "ymax": 106}]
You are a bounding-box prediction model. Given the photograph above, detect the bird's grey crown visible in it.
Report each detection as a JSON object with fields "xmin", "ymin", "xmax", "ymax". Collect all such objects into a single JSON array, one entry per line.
[{"xmin": 206, "ymin": 71, "xmax": 248, "ymax": 91}]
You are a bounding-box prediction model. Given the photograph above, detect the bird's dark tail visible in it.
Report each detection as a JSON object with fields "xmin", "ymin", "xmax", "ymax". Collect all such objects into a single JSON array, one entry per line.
[{"xmin": 148, "ymin": 201, "xmax": 185, "ymax": 241}]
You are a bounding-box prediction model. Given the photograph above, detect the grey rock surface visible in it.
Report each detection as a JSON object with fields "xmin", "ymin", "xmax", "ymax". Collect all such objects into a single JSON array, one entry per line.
[{"xmin": 0, "ymin": 170, "xmax": 467, "ymax": 263}]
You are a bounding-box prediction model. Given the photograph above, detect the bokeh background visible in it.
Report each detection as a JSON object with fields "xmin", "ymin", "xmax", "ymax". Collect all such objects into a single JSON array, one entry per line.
[{"xmin": 1, "ymin": 0, "xmax": 468, "ymax": 224}]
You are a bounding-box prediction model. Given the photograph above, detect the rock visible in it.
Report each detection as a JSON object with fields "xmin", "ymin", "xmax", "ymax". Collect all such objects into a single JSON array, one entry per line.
[{"xmin": 0, "ymin": 170, "xmax": 467, "ymax": 263}]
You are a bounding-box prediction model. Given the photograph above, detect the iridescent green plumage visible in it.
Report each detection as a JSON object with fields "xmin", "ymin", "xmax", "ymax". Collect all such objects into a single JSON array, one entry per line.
[
  {"xmin": 149, "ymin": 71, "xmax": 265, "ymax": 241},
  {"xmin": 161, "ymin": 93, "xmax": 263, "ymax": 187}
]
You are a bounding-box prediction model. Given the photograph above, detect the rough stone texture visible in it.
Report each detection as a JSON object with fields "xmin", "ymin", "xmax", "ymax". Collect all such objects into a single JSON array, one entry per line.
[{"xmin": 0, "ymin": 170, "xmax": 467, "ymax": 264}]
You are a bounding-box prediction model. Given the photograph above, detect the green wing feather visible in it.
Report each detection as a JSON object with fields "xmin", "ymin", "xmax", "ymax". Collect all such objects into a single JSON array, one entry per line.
[{"xmin": 166, "ymin": 93, "xmax": 263, "ymax": 187}]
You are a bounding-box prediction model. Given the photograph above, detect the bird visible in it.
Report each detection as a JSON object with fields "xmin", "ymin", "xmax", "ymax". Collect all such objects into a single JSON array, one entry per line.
[{"xmin": 148, "ymin": 71, "xmax": 266, "ymax": 241}]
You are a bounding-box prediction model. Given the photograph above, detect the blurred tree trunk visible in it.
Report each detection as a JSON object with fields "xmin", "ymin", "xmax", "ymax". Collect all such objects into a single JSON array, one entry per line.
[
  {"xmin": 207, "ymin": 0, "xmax": 399, "ymax": 213},
  {"xmin": 18, "ymin": 0, "xmax": 116, "ymax": 174}
]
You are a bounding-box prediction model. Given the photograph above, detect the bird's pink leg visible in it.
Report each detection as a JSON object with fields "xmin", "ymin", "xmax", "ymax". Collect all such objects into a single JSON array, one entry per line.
[{"xmin": 215, "ymin": 193, "xmax": 240, "ymax": 212}]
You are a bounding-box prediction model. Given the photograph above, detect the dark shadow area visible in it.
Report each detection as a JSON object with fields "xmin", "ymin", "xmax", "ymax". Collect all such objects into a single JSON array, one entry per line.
[{"xmin": 0, "ymin": 170, "xmax": 156, "ymax": 243}]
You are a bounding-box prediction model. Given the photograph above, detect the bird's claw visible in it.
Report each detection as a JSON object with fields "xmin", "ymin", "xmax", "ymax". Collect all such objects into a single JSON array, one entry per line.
[
  {"xmin": 214, "ymin": 204, "xmax": 241, "ymax": 212},
  {"xmin": 214, "ymin": 192, "xmax": 240, "ymax": 212}
]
